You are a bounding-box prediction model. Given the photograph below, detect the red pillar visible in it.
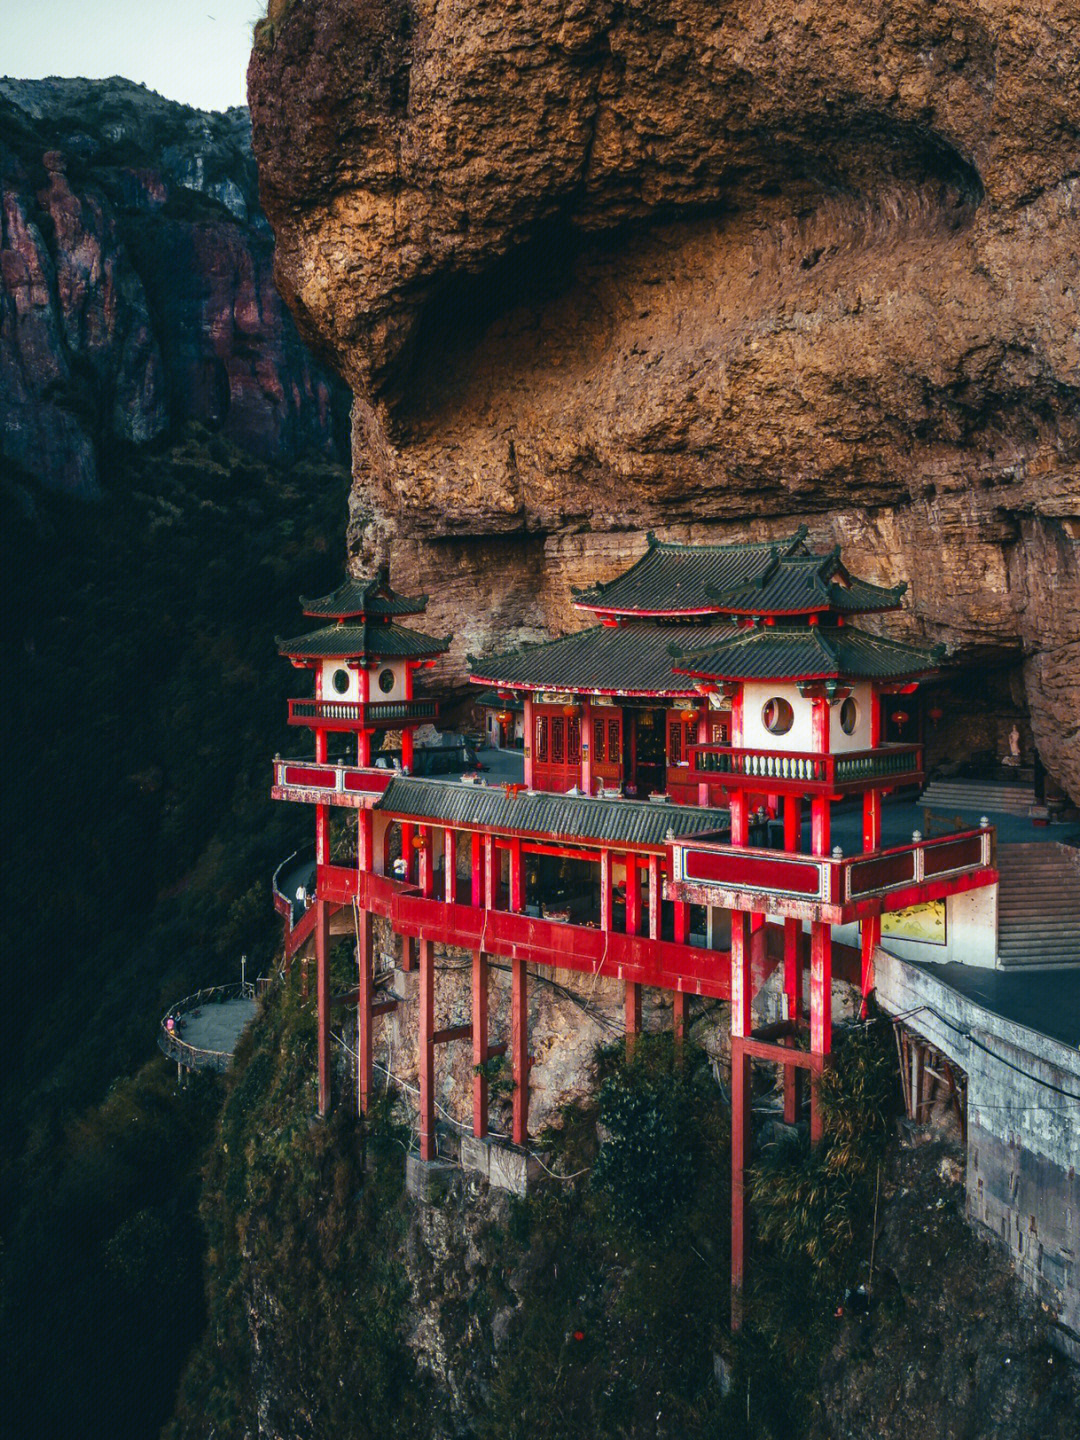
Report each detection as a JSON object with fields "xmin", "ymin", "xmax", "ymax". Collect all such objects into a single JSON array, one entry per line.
[
  {"xmin": 400, "ymin": 726, "xmax": 414, "ymax": 773},
  {"xmin": 810, "ymin": 921, "xmax": 833, "ymax": 1143},
  {"xmin": 471, "ymin": 830, "xmax": 482, "ymax": 907},
  {"xmin": 860, "ymin": 789, "xmax": 883, "ymax": 1012},
  {"xmin": 600, "ymin": 849, "xmax": 614, "ymax": 931},
  {"xmin": 730, "ymin": 910, "xmax": 752, "ymax": 1327},
  {"xmin": 400, "ymin": 822, "xmax": 414, "ymax": 881},
  {"xmin": 730, "ymin": 790, "xmax": 750, "ymax": 846},
  {"xmin": 484, "ymin": 834, "xmax": 499, "ymax": 910},
  {"xmin": 580, "ymin": 695, "xmax": 593, "ymax": 795},
  {"xmin": 316, "ymin": 899, "xmax": 331, "ymax": 1117},
  {"xmin": 509, "ymin": 837, "xmax": 524, "ymax": 913},
  {"xmin": 418, "ymin": 938, "xmax": 435, "ymax": 1160},
  {"xmin": 472, "ymin": 950, "xmax": 489, "ymax": 1138},
  {"xmin": 810, "ymin": 796, "xmax": 830, "ymax": 858},
  {"xmin": 418, "ymin": 826, "xmax": 434, "ymax": 897},
  {"xmin": 674, "ymin": 899, "xmax": 689, "ymax": 944},
  {"xmin": 511, "ymin": 957, "xmax": 529, "ymax": 1146},
  {"xmin": 648, "ymin": 855, "xmax": 661, "ymax": 940},
  {"xmin": 356, "ymin": 905, "xmax": 373, "ymax": 1115},
  {"xmin": 625, "ymin": 855, "xmax": 641, "ymax": 935},
  {"xmin": 523, "ymin": 696, "xmax": 535, "ymax": 789},
  {"xmin": 444, "ymin": 828, "xmax": 457, "ymax": 904}
]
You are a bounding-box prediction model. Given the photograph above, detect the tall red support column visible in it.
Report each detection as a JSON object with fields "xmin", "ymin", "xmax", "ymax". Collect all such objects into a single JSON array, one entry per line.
[
  {"xmin": 418, "ymin": 825, "xmax": 434, "ymax": 897},
  {"xmin": 860, "ymin": 791, "xmax": 883, "ymax": 1009},
  {"xmin": 511, "ymin": 957, "xmax": 529, "ymax": 1146},
  {"xmin": 401, "ymin": 822, "xmax": 414, "ymax": 882},
  {"xmin": 810, "ymin": 922, "xmax": 832, "ymax": 1143},
  {"xmin": 401, "ymin": 726, "xmax": 414, "ymax": 773},
  {"xmin": 472, "ymin": 950, "xmax": 489, "ymax": 1138},
  {"xmin": 624, "ymin": 855, "xmax": 642, "ymax": 1054},
  {"xmin": 674, "ymin": 899, "xmax": 689, "ymax": 944},
  {"xmin": 418, "ymin": 938, "xmax": 435, "ymax": 1160},
  {"xmin": 730, "ymin": 909, "xmax": 752, "ymax": 1328},
  {"xmin": 356, "ymin": 905, "xmax": 373, "ymax": 1116},
  {"xmin": 316, "ymin": 899, "xmax": 331, "ymax": 1117},
  {"xmin": 783, "ymin": 794, "xmax": 803, "ymax": 1123}
]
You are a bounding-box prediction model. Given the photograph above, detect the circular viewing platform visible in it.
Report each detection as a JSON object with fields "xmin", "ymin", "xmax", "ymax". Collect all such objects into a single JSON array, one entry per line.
[{"xmin": 159, "ymin": 983, "xmax": 260, "ymax": 1073}]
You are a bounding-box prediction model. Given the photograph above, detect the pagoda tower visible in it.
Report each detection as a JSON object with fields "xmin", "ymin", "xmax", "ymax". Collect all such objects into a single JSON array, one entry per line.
[
  {"xmin": 276, "ymin": 570, "xmax": 449, "ymax": 1114},
  {"xmin": 663, "ymin": 545, "xmax": 990, "ymax": 1323}
]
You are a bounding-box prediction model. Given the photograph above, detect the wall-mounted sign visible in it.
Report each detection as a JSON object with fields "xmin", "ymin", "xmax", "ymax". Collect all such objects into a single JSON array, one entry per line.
[{"xmin": 878, "ymin": 900, "xmax": 947, "ymax": 946}]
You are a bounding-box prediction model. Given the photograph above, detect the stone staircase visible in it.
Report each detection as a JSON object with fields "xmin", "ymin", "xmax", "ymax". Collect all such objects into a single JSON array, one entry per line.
[
  {"xmin": 919, "ymin": 776, "xmax": 1036, "ymax": 818},
  {"xmin": 997, "ymin": 842, "xmax": 1080, "ymax": 968}
]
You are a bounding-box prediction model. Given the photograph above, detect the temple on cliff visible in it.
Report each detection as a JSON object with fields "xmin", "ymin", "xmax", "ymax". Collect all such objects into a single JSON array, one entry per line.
[{"xmin": 271, "ymin": 534, "xmax": 998, "ymax": 1319}]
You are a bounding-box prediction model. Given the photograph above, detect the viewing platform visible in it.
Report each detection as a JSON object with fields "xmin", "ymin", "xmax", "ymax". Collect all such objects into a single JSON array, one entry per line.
[{"xmin": 159, "ymin": 983, "xmax": 259, "ymax": 1073}]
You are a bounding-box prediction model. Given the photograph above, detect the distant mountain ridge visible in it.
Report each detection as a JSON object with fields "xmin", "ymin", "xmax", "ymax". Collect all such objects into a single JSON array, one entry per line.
[{"xmin": 0, "ymin": 76, "xmax": 348, "ymax": 497}]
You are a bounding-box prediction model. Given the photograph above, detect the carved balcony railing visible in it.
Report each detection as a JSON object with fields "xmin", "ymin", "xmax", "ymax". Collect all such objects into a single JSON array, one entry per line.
[
  {"xmin": 288, "ymin": 697, "xmax": 438, "ymax": 728},
  {"xmin": 689, "ymin": 742, "xmax": 924, "ymax": 794},
  {"xmin": 667, "ymin": 824, "xmax": 995, "ymax": 922},
  {"xmin": 272, "ymin": 758, "xmax": 394, "ymax": 805}
]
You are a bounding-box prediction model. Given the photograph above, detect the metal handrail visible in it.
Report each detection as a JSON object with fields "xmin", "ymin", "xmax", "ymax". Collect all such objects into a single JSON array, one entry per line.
[{"xmin": 158, "ymin": 981, "xmax": 261, "ymax": 1072}]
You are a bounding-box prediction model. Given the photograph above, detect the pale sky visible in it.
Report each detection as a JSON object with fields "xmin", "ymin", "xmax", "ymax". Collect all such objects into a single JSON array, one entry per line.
[{"xmin": 5, "ymin": 0, "xmax": 266, "ymax": 112}]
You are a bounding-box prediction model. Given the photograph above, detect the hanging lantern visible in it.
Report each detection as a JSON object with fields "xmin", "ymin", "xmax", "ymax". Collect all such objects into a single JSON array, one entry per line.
[
  {"xmin": 496, "ymin": 709, "xmax": 514, "ymax": 726},
  {"xmin": 892, "ymin": 710, "xmax": 910, "ymax": 729},
  {"xmin": 412, "ymin": 833, "xmax": 427, "ymax": 850},
  {"xmin": 562, "ymin": 703, "xmax": 578, "ymax": 718},
  {"xmin": 928, "ymin": 705, "xmax": 944, "ymax": 727}
]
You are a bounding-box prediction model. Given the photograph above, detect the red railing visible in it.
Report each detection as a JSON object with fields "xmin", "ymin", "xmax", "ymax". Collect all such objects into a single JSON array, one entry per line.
[
  {"xmin": 689, "ymin": 742, "xmax": 923, "ymax": 792},
  {"xmin": 272, "ymin": 758, "xmax": 394, "ymax": 802},
  {"xmin": 669, "ymin": 825, "xmax": 995, "ymax": 915},
  {"xmin": 288, "ymin": 697, "xmax": 438, "ymax": 728}
]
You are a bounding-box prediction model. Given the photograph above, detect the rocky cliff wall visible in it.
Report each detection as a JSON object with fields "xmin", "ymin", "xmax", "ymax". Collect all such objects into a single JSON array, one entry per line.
[
  {"xmin": 249, "ymin": 1, "xmax": 1080, "ymax": 803},
  {"xmin": 0, "ymin": 77, "xmax": 349, "ymax": 497}
]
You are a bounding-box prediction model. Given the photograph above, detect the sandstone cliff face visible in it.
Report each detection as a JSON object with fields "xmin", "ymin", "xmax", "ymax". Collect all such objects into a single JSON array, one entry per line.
[
  {"xmin": 249, "ymin": 1, "xmax": 1080, "ymax": 801},
  {"xmin": 0, "ymin": 78, "xmax": 348, "ymax": 497}
]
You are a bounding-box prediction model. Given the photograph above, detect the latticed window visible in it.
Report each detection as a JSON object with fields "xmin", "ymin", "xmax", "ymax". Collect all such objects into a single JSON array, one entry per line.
[
  {"xmin": 608, "ymin": 718, "xmax": 621, "ymax": 761},
  {"xmin": 536, "ymin": 716, "xmax": 549, "ymax": 762},
  {"xmin": 552, "ymin": 718, "xmax": 565, "ymax": 764},
  {"xmin": 567, "ymin": 717, "xmax": 581, "ymax": 764},
  {"xmin": 593, "ymin": 717, "xmax": 605, "ymax": 762},
  {"xmin": 669, "ymin": 719, "xmax": 683, "ymax": 765}
]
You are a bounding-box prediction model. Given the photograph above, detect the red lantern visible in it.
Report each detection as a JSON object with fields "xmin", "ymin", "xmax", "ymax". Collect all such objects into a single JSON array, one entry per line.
[
  {"xmin": 562, "ymin": 703, "xmax": 578, "ymax": 717},
  {"xmin": 928, "ymin": 706, "xmax": 944, "ymax": 726},
  {"xmin": 892, "ymin": 710, "xmax": 910, "ymax": 729}
]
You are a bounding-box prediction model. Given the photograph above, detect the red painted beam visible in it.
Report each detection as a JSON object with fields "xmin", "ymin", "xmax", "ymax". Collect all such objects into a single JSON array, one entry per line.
[
  {"xmin": 433, "ymin": 1023, "xmax": 472, "ymax": 1045},
  {"xmin": 473, "ymin": 950, "xmax": 489, "ymax": 1138}
]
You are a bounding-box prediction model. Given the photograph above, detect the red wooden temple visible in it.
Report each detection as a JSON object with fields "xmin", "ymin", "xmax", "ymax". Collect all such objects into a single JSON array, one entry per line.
[{"xmin": 272, "ymin": 536, "xmax": 998, "ymax": 1320}]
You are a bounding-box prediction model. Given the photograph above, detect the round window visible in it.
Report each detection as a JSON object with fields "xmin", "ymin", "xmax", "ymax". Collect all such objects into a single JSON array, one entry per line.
[
  {"xmin": 762, "ymin": 697, "xmax": 794, "ymax": 736},
  {"xmin": 378, "ymin": 667, "xmax": 396, "ymax": 694},
  {"xmin": 331, "ymin": 667, "xmax": 350, "ymax": 695},
  {"xmin": 839, "ymin": 697, "xmax": 858, "ymax": 735}
]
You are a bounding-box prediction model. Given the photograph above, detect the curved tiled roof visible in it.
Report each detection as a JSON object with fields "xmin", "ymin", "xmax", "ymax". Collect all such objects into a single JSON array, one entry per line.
[
  {"xmin": 673, "ymin": 624, "xmax": 942, "ymax": 683},
  {"xmin": 469, "ymin": 621, "xmax": 740, "ymax": 696},
  {"xmin": 375, "ymin": 776, "xmax": 733, "ymax": 850},
  {"xmin": 572, "ymin": 529, "xmax": 809, "ymax": 615},
  {"xmin": 299, "ymin": 571, "xmax": 428, "ymax": 619},
  {"xmin": 707, "ymin": 549, "xmax": 906, "ymax": 616},
  {"xmin": 277, "ymin": 619, "xmax": 450, "ymax": 661}
]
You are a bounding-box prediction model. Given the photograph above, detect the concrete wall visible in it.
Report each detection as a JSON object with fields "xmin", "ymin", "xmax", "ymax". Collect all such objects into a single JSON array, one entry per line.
[
  {"xmin": 875, "ymin": 951, "xmax": 1080, "ymax": 1353},
  {"xmin": 834, "ymin": 884, "xmax": 999, "ymax": 968}
]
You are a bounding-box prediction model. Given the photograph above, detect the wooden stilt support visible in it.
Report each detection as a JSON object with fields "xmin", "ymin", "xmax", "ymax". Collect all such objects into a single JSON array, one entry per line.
[
  {"xmin": 418, "ymin": 938, "xmax": 435, "ymax": 1160},
  {"xmin": 783, "ymin": 919, "xmax": 803, "ymax": 1125},
  {"xmin": 356, "ymin": 904, "xmax": 373, "ymax": 1116},
  {"xmin": 624, "ymin": 980, "xmax": 642, "ymax": 1056},
  {"xmin": 316, "ymin": 898, "xmax": 331, "ymax": 1118},
  {"xmin": 672, "ymin": 990, "xmax": 686, "ymax": 1052},
  {"xmin": 730, "ymin": 908, "xmax": 752, "ymax": 1328},
  {"xmin": 809, "ymin": 920, "xmax": 832, "ymax": 1144},
  {"xmin": 472, "ymin": 950, "xmax": 489, "ymax": 1138},
  {"xmin": 511, "ymin": 956, "xmax": 529, "ymax": 1146}
]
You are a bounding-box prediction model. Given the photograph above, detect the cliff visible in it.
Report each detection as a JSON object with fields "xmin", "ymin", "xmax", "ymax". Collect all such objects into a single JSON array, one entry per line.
[
  {"xmin": 248, "ymin": 0, "xmax": 1080, "ymax": 802},
  {"xmin": 0, "ymin": 76, "xmax": 349, "ymax": 497}
]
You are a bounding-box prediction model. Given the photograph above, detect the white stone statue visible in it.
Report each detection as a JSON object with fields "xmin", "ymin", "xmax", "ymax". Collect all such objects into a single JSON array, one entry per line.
[{"xmin": 1003, "ymin": 723, "xmax": 1022, "ymax": 766}]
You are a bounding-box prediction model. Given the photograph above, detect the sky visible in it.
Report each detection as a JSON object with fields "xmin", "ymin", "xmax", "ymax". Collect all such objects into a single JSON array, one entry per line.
[{"xmin": 5, "ymin": 0, "xmax": 265, "ymax": 112}]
